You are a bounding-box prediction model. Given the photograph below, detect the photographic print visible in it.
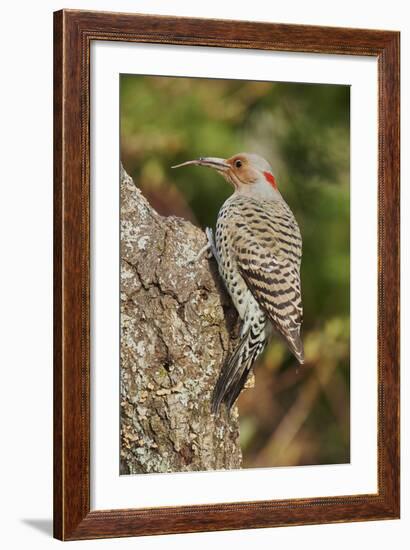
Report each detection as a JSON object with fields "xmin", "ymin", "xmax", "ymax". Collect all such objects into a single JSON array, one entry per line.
[
  {"xmin": 54, "ymin": 10, "xmax": 399, "ymax": 539},
  {"xmin": 120, "ymin": 75, "xmax": 350, "ymax": 475}
]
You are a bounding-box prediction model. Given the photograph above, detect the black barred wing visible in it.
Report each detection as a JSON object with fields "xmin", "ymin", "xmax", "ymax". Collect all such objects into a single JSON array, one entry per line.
[{"xmin": 232, "ymin": 201, "xmax": 304, "ymax": 362}]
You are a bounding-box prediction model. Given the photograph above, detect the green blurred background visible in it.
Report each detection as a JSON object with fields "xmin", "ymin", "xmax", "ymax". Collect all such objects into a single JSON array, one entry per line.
[{"xmin": 120, "ymin": 74, "xmax": 350, "ymax": 468}]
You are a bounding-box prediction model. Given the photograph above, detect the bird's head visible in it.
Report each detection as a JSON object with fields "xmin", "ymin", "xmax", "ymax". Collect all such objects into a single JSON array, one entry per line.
[{"xmin": 172, "ymin": 153, "xmax": 281, "ymax": 199}]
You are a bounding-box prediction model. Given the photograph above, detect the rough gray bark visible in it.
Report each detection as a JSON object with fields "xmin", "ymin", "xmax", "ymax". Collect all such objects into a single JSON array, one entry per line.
[{"xmin": 120, "ymin": 166, "xmax": 242, "ymax": 474}]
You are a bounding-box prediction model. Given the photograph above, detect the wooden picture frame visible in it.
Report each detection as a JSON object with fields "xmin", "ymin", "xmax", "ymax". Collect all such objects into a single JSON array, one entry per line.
[{"xmin": 53, "ymin": 9, "xmax": 400, "ymax": 540}]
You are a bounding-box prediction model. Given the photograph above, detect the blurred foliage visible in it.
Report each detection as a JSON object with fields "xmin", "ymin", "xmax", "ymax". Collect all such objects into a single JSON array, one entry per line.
[{"xmin": 121, "ymin": 74, "xmax": 350, "ymax": 468}]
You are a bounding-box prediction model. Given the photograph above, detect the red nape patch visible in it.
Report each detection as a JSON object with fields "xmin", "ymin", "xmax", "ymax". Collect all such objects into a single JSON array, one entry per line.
[{"xmin": 263, "ymin": 171, "xmax": 278, "ymax": 189}]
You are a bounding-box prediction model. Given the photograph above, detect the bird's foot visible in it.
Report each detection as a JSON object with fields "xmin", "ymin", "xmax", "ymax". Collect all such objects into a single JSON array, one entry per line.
[
  {"xmin": 184, "ymin": 228, "xmax": 218, "ymax": 265},
  {"xmin": 192, "ymin": 241, "xmax": 213, "ymax": 263},
  {"xmin": 205, "ymin": 227, "xmax": 220, "ymax": 263}
]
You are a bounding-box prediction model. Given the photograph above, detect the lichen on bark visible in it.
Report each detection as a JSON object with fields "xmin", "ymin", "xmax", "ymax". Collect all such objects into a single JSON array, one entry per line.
[{"xmin": 120, "ymin": 166, "xmax": 242, "ymax": 474}]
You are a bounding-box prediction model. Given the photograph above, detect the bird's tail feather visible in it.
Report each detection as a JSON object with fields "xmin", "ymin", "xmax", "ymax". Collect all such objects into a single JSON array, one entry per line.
[
  {"xmin": 286, "ymin": 328, "xmax": 304, "ymax": 364},
  {"xmin": 212, "ymin": 327, "xmax": 265, "ymax": 415}
]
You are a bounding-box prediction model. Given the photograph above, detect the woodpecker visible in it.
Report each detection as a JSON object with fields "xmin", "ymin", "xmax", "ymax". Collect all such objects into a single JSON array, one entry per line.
[{"xmin": 173, "ymin": 153, "xmax": 304, "ymax": 414}]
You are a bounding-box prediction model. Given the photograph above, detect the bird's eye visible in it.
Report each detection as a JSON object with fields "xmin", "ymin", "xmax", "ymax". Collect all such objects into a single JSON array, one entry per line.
[{"xmin": 234, "ymin": 159, "xmax": 242, "ymax": 168}]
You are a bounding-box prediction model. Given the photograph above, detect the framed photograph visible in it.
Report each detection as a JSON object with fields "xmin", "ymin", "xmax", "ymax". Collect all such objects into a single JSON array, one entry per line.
[{"xmin": 54, "ymin": 9, "xmax": 400, "ymax": 540}]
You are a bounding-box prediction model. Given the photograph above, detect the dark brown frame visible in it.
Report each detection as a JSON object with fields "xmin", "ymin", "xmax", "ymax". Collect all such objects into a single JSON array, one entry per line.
[{"xmin": 54, "ymin": 9, "xmax": 400, "ymax": 541}]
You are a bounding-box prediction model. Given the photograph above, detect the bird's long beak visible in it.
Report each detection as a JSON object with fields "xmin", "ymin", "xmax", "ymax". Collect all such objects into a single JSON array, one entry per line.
[{"xmin": 172, "ymin": 157, "xmax": 230, "ymax": 171}]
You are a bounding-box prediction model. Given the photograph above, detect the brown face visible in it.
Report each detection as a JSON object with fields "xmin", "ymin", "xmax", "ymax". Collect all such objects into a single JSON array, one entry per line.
[{"xmin": 224, "ymin": 154, "xmax": 259, "ymax": 188}]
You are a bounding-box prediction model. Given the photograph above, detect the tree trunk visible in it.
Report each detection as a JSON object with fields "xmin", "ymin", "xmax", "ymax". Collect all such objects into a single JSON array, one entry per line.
[{"xmin": 120, "ymin": 166, "xmax": 242, "ymax": 474}]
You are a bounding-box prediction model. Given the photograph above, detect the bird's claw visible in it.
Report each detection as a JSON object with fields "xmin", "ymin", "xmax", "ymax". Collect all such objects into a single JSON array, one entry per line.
[
  {"xmin": 191, "ymin": 242, "xmax": 213, "ymax": 264},
  {"xmin": 205, "ymin": 227, "xmax": 220, "ymax": 263},
  {"xmin": 184, "ymin": 227, "xmax": 218, "ymax": 266}
]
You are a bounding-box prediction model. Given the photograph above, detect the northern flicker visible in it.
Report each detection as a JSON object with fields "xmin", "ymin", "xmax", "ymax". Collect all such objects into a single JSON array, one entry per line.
[{"xmin": 173, "ymin": 153, "xmax": 304, "ymax": 414}]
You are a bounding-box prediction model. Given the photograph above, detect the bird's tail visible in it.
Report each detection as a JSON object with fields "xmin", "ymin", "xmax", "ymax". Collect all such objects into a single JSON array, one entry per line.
[
  {"xmin": 285, "ymin": 327, "xmax": 305, "ymax": 364},
  {"xmin": 212, "ymin": 325, "xmax": 266, "ymax": 415}
]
